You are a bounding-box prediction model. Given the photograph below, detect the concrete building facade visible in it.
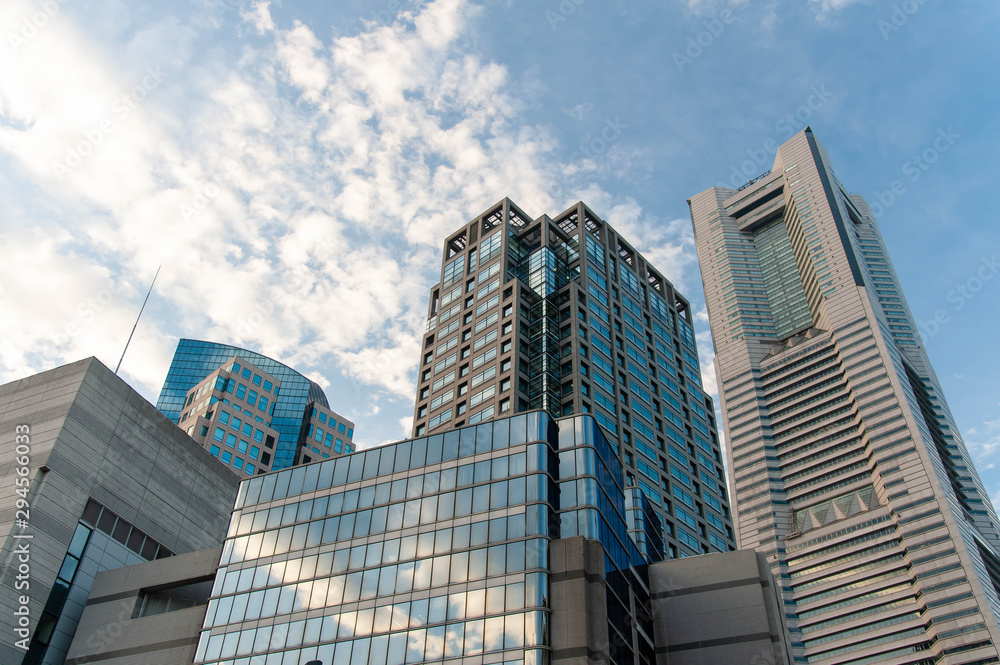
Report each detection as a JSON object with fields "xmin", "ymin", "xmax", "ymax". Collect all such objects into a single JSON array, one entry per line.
[
  {"xmin": 411, "ymin": 199, "xmax": 736, "ymax": 561},
  {"xmin": 0, "ymin": 358, "xmax": 240, "ymax": 665},
  {"xmin": 689, "ymin": 127, "xmax": 1000, "ymax": 663}
]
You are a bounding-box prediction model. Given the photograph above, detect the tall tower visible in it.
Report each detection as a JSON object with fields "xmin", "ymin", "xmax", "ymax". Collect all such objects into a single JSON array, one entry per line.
[
  {"xmin": 412, "ymin": 198, "xmax": 737, "ymax": 559},
  {"xmin": 689, "ymin": 128, "xmax": 1000, "ymax": 663}
]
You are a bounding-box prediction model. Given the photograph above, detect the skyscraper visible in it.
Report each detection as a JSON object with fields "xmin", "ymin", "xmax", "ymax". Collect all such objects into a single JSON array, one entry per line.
[
  {"xmin": 156, "ymin": 339, "xmax": 356, "ymax": 472},
  {"xmin": 689, "ymin": 127, "xmax": 1000, "ymax": 663},
  {"xmin": 411, "ymin": 199, "xmax": 736, "ymax": 560}
]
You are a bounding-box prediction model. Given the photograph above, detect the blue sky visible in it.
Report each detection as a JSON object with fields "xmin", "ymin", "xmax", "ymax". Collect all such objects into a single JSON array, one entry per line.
[{"xmin": 1, "ymin": 0, "xmax": 998, "ymax": 500}]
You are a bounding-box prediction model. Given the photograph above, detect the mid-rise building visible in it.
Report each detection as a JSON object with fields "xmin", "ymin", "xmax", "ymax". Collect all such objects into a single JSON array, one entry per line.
[
  {"xmin": 156, "ymin": 340, "xmax": 356, "ymax": 473},
  {"xmin": 0, "ymin": 358, "xmax": 240, "ymax": 665},
  {"xmin": 411, "ymin": 199, "xmax": 736, "ymax": 560},
  {"xmin": 689, "ymin": 127, "xmax": 1000, "ymax": 663}
]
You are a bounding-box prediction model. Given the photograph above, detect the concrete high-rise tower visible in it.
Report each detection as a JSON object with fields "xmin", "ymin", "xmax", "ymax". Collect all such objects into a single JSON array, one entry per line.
[
  {"xmin": 689, "ymin": 127, "xmax": 1000, "ymax": 663},
  {"xmin": 411, "ymin": 199, "xmax": 737, "ymax": 559}
]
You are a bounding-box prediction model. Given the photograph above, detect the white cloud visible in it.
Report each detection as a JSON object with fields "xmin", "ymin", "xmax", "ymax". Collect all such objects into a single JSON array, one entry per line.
[{"xmin": 0, "ymin": 0, "xmax": 605, "ymax": 445}]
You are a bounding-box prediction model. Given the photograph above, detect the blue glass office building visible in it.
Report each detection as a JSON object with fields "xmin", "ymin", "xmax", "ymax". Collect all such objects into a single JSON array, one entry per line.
[
  {"xmin": 157, "ymin": 339, "xmax": 338, "ymax": 470},
  {"xmin": 195, "ymin": 411, "xmax": 662, "ymax": 665}
]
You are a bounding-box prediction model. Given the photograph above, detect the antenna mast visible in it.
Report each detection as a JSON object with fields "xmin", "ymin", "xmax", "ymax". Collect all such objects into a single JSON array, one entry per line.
[{"xmin": 115, "ymin": 265, "xmax": 161, "ymax": 375}]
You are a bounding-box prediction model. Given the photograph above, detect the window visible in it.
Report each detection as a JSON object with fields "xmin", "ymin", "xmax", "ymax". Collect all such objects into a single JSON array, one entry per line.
[
  {"xmin": 241, "ymin": 368, "xmax": 251, "ymax": 379},
  {"xmin": 233, "ymin": 457, "xmax": 244, "ymax": 470},
  {"xmin": 246, "ymin": 463, "xmax": 256, "ymax": 474},
  {"xmin": 338, "ymin": 423, "xmax": 346, "ymax": 433},
  {"xmin": 218, "ymin": 411, "xmax": 230, "ymax": 425},
  {"xmin": 221, "ymin": 451, "xmax": 232, "ymax": 463},
  {"xmin": 226, "ymin": 434, "xmax": 237, "ymax": 448},
  {"xmin": 252, "ymin": 373, "xmax": 262, "ymax": 386},
  {"xmin": 263, "ymin": 380, "xmax": 272, "ymax": 392},
  {"xmin": 210, "ymin": 445, "xmax": 220, "ymax": 457},
  {"xmin": 254, "ymin": 429, "xmax": 264, "ymax": 443},
  {"xmin": 249, "ymin": 446, "xmax": 260, "ymax": 460},
  {"xmin": 213, "ymin": 428, "xmax": 225, "ymax": 442},
  {"xmin": 235, "ymin": 384, "xmax": 247, "ymax": 399}
]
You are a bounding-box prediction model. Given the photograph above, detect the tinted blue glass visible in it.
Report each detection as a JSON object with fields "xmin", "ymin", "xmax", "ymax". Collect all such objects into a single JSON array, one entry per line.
[{"xmin": 155, "ymin": 339, "xmax": 333, "ymax": 470}]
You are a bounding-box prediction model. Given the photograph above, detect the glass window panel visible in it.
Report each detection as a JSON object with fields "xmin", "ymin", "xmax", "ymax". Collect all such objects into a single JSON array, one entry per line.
[
  {"xmin": 505, "ymin": 613, "xmax": 525, "ymax": 649},
  {"xmin": 426, "ymin": 434, "xmax": 444, "ymax": 464},
  {"xmin": 400, "ymin": 535, "xmax": 418, "ymax": 560},
  {"xmin": 409, "ymin": 438, "xmax": 427, "ymax": 468},
  {"xmin": 393, "ymin": 442, "xmax": 411, "ymax": 473},
  {"xmin": 391, "ymin": 602, "xmax": 410, "ymax": 630},
  {"xmin": 353, "ymin": 637, "xmax": 372, "ymax": 665},
  {"xmin": 410, "ymin": 598, "xmax": 428, "ymax": 627},
  {"xmin": 442, "ymin": 430, "xmax": 460, "ymax": 461},
  {"xmin": 445, "ymin": 622, "xmax": 465, "ymax": 658},
  {"xmin": 453, "ymin": 524, "xmax": 471, "ymax": 549},
  {"xmin": 343, "ymin": 572, "xmax": 363, "ymax": 603},
  {"xmin": 333, "ymin": 638, "xmax": 354, "ymax": 665},
  {"xmin": 338, "ymin": 611, "xmax": 357, "ymax": 639},
  {"xmin": 455, "ymin": 488, "xmax": 472, "ymax": 516},
  {"xmin": 304, "ymin": 617, "xmax": 322, "ymax": 644},
  {"xmin": 253, "ymin": 625, "xmax": 272, "ymax": 653},
  {"xmin": 363, "ymin": 449, "xmax": 381, "ymax": 479},
  {"xmin": 473, "ymin": 485, "xmax": 490, "ymax": 513},
  {"xmin": 321, "ymin": 614, "xmax": 339, "ymax": 641},
  {"xmin": 382, "ymin": 538, "xmax": 400, "ymax": 564},
  {"xmin": 484, "ymin": 616, "xmax": 505, "ymax": 652},
  {"xmin": 448, "ymin": 592, "xmax": 466, "ymax": 620},
  {"xmin": 348, "ymin": 453, "xmax": 365, "ymax": 482},
  {"xmin": 466, "ymin": 588, "xmax": 486, "ymax": 617},
  {"xmin": 405, "ymin": 628, "xmax": 426, "ymax": 664},
  {"xmin": 486, "ymin": 585, "xmax": 505, "ymax": 613},
  {"xmin": 437, "ymin": 492, "xmax": 455, "ymax": 520},
  {"xmin": 354, "ymin": 510, "xmax": 373, "ymax": 538},
  {"xmin": 361, "ymin": 568, "xmax": 380, "ymax": 599},
  {"xmin": 471, "ymin": 520, "xmax": 489, "ymax": 547},
  {"xmin": 469, "ymin": 548, "xmax": 488, "ymax": 581},
  {"xmin": 488, "ymin": 545, "xmax": 506, "ymax": 576},
  {"xmin": 454, "ymin": 425, "xmax": 474, "ymax": 460},
  {"xmin": 465, "ymin": 619, "xmax": 484, "ymax": 655},
  {"xmin": 378, "ymin": 447, "xmax": 396, "ymax": 476},
  {"xmin": 220, "ymin": 630, "xmax": 239, "ymax": 658},
  {"xmin": 378, "ymin": 564, "xmax": 397, "ymax": 595},
  {"xmin": 374, "ymin": 605, "xmax": 393, "ymax": 633},
  {"xmin": 344, "ymin": 489, "xmax": 361, "ymax": 512},
  {"xmin": 510, "ymin": 452, "xmax": 526, "ymax": 475},
  {"xmin": 450, "ymin": 551, "xmax": 469, "ymax": 583},
  {"xmin": 326, "ymin": 575, "xmax": 345, "ymax": 605},
  {"xmin": 432, "ymin": 555, "xmax": 451, "ymax": 587},
  {"xmin": 262, "ymin": 587, "xmax": 280, "ymax": 617},
  {"xmin": 369, "ymin": 635, "xmax": 390, "ymax": 665},
  {"xmin": 425, "ymin": 624, "xmax": 446, "ymax": 661},
  {"xmin": 435, "ymin": 528, "xmax": 453, "ymax": 554},
  {"xmin": 287, "ymin": 619, "xmax": 305, "ymax": 647},
  {"xmin": 292, "ymin": 581, "xmax": 313, "ymax": 612},
  {"xmin": 389, "ymin": 479, "xmax": 407, "ymax": 502},
  {"xmin": 413, "ymin": 559, "xmax": 432, "ymax": 590},
  {"xmin": 420, "ymin": 496, "xmax": 438, "ymax": 523},
  {"xmin": 309, "ymin": 578, "xmax": 328, "ymax": 609},
  {"xmin": 490, "ymin": 481, "xmax": 508, "ymax": 510},
  {"xmin": 396, "ymin": 562, "xmax": 414, "ymax": 594}
]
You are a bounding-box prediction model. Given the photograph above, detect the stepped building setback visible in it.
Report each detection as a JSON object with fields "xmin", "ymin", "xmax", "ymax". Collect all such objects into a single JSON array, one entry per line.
[{"xmin": 689, "ymin": 127, "xmax": 1000, "ymax": 664}]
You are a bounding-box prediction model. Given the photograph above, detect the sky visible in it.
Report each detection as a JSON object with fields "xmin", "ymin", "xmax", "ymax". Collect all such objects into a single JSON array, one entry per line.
[{"xmin": 1, "ymin": 0, "xmax": 998, "ymax": 501}]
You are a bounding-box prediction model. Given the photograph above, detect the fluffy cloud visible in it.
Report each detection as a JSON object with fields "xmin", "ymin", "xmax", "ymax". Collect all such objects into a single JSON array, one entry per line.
[{"xmin": 0, "ymin": 0, "xmax": 607, "ymax": 443}]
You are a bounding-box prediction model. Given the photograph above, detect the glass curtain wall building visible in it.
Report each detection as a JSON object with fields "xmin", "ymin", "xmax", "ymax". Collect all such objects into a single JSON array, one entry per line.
[
  {"xmin": 411, "ymin": 199, "xmax": 736, "ymax": 560},
  {"xmin": 689, "ymin": 127, "xmax": 1000, "ymax": 664},
  {"xmin": 193, "ymin": 411, "xmax": 662, "ymax": 665},
  {"xmin": 157, "ymin": 339, "xmax": 355, "ymax": 471}
]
